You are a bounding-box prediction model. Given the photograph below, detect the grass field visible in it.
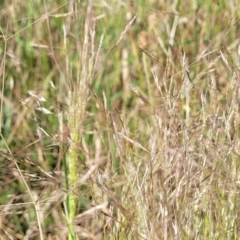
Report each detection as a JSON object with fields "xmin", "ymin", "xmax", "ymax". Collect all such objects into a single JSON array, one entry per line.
[{"xmin": 1, "ymin": 0, "xmax": 240, "ymax": 239}]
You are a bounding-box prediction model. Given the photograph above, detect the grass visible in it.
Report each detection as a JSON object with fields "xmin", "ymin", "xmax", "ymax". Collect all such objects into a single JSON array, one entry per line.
[{"xmin": 1, "ymin": 0, "xmax": 240, "ymax": 239}]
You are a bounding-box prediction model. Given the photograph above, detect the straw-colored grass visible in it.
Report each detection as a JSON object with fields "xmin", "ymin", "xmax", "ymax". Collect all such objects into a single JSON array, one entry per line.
[{"xmin": 1, "ymin": 0, "xmax": 240, "ymax": 239}]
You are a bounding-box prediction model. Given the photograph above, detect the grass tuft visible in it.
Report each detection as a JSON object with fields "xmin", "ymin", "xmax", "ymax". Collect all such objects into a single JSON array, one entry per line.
[{"xmin": 1, "ymin": 0, "xmax": 240, "ymax": 239}]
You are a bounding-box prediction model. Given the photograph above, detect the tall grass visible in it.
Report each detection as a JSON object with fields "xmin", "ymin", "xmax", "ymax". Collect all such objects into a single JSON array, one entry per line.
[{"xmin": 1, "ymin": 0, "xmax": 240, "ymax": 239}]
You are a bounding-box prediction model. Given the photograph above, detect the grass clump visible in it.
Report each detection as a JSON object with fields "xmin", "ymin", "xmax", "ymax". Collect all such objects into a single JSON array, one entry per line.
[{"xmin": 1, "ymin": 0, "xmax": 240, "ymax": 239}]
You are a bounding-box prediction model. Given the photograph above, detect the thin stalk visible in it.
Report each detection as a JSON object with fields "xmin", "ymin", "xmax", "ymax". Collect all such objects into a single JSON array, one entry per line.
[
  {"xmin": 65, "ymin": 3, "xmax": 95, "ymax": 238},
  {"xmin": 66, "ymin": 91, "xmax": 87, "ymax": 239}
]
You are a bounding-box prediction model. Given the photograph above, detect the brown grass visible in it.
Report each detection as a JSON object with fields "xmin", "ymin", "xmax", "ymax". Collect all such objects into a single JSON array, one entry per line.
[{"xmin": 1, "ymin": 0, "xmax": 240, "ymax": 239}]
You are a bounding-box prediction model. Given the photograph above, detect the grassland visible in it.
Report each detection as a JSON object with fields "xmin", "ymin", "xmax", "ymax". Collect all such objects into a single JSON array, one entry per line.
[{"xmin": 1, "ymin": 0, "xmax": 240, "ymax": 239}]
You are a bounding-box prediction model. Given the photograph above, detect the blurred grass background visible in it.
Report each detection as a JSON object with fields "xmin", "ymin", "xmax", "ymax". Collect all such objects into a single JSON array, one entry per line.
[{"xmin": 1, "ymin": 0, "xmax": 240, "ymax": 239}]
